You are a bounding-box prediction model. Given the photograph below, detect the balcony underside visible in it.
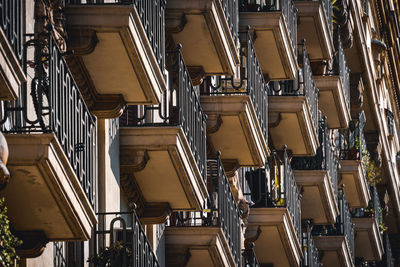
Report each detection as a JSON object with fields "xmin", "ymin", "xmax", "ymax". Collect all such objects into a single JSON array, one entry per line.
[
  {"xmin": 65, "ymin": 5, "xmax": 166, "ymax": 118},
  {"xmin": 200, "ymin": 95, "xmax": 268, "ymax": 168},
  {"xmin": 239, "ymin": 12, "xmax": 298, "ymax": 80},
  {"xmin": 0, "ymin": 28, "xmax": 25, "ymax": 100},
  {"xmin": 245, "ymin": 208, "xmax": 302, "ymax": 267},
  {"xmin": 1, "ymin": 134, "xmax": 96, "ymax": 241},
  {"xmin": 269, "ymin": 96, "xmax": 318, "ymax": 156},
  {"xmin": 315, "ymin": 75, "xmax": 351, "ymax": 129},
  {"xmin": 120, "ymin": 127, "xmax": 208, "ymax": 213},
  {"xmin": 314, "ymin": 236, "xmax": 354, "ymax": 267},
  {"xmin": 293, "ymin": 170, "xmax": 338, "ymax": 224},
  {"xmin": 353, "ymin": 218, "xmax": 384, "ymax": 261},
  {"xmin": 295, "ymin": 1, "xmax": 333, "ymax": 61},
  {"xmin": 165, "ymin": 227, "xmax": 236, "ymax": 267},
  {"xmin": 339, "ymin": 160, "xmax": 370, "ymax": 208},
  {"xmin": 166, "ymin": 0, "xmax": 239, "ymax": 76}
]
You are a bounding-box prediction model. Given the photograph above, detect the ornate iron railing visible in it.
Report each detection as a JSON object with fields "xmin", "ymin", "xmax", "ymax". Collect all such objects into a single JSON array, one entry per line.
[
  {"xmin": 303, "ymin": 221, "xmax": 322, "ymax": 267},
  {"xmin": 292, "ymin": 117, "xmax": 339, "ymax": 201},
  {"xmin": 0, "ymin": 0, "xmax": 23, "ymax": 63},
  {"xmin": 66, "ymin": 0, "xmax": 165, "ymax": 73},
  {"xmin": 243, "ymin": 243, "xmax": 260, "ymax": 267},
  {"xmin": 330, "ymin": 30, "xmax": 350, "ymax": 110},
  {"xmin": 120, "ymin": 48, "xmax": 207, "ymax": 183},
  {"xmin": 239, "ymin": 0, "xmax": 297, "ymax": 51},
  {"xmin": 0, "ymin": 34, "xmax": 96, "ymax": 207},
  {"xmin": 379, "ymin": 233, "xmax": 395, "ymax": 267},
  {"xmin": 204, "ymin": 32, "xmax": 268, "ymax": 142},
  {"xmin": 386, "ymin": 109, "xmax": 395, "ymax": 137},
  {"xmin": 269, "ymin": 40, "xmax": 319, "ymax": 133},
  {"xmin": 339, "ymin": 111, "xmax": 366, "ymax": 163},
  {"xmin": 92, "ymin": 209, "xmax": 160, "ymax": 267},
  {"xmin": 352, "ymin": 185, "xmax": 383, "ymax": 229},
  {"xmin": 312, "ymin": 187, "xmax": 355, "ymax": 263},
  {"xmin": 245, "ymin": 147, "xmax": 302, "ymax": 242},
  {"xmin": 221, "ymin": 0, "xmax": 239, "ymax": 48},
  {"xmin": 170, "ymin": 156, "xmax": 242, "ymax": 267}
]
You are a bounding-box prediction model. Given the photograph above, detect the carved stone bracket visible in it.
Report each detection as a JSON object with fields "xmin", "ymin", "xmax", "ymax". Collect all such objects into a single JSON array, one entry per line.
[
  {"xmin": 120, "ymin": 172, "xmax": 146, "ymax": 217},
  {"xmin": 221, "ymin": 159, "xmax": 240, "ymax": 178},
  {"xmin": 15, "ymin": 231, "xmax": 48, "ymax": 259},
  {"xmin": 120, "ymin": 149, "xmax": 149, "ymax": 173},
  {"xmin": 350, "ymin": 74, "xmax": 364, "ymax": 111},
  {"xmin": 364, "ymin": 132, "xmax": 382, "ymax": 168},
  {"xmin": 187, "ymin": 66, "xmax": 206, "ymax": 86},
  {"xmin": 206, "ymin": 114, "xmax": 223, "ymax": 134},
  {"xmin": 244, "ymin": 225, "xmax": 262, "ymax": 245},
  {"xmin": 140, "ymin": 202, "xmax": 172, "ymax": 225}
]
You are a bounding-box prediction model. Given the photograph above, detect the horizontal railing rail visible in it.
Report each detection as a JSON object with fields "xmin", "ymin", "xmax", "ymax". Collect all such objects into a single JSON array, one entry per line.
[
  {"xmin": 239, "ymin": 0, "xmax": 297, "ymax": 54},
  {"xmin": 303, "ymin": 221, "xmax": 322, "ymax": 267},
  {"xmin": 0, "ymin": 0, "xmax": 23, "ymax": 63},
  {"xmin": 269, "ymin": 40, "xmax": 319, "ymax": 133},
  {"xmin": 0, "ymin": 34, "xmax": 96, "ymax": 207},
  {"xmin": 120, "ymin": 48, "xmax": 207, "ymax": 184},
  {"xmin": 92, "ymin": 209, "xmax": 160, "ymax": 267},
  {"xmin": 291, "ymin": 117, "xmax": 339, "ymax": 201},
  {"xmin": 170, "ymin": 156, "xmax": 242, "ymax": 267},
  {"xmin": 221, "ymin": 0, "xmax": 239, "ymax": 48},
  {"xmin": 245, "ymin": 147, "xmax": 302, "ymax": 242},
  {"xmin": 65, "ymin": 0, "xmax": 165, "ymax": 74},
  {"xmin": 203, "ymin": 32, "xmax": 268, "ymax": 142}
]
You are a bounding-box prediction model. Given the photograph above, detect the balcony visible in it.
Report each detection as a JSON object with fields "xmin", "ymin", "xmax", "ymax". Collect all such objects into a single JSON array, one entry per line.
[
  {"xmin": 64, "ymin": 0, "xmax": 167, "ymax": 118},
  {"xmin": 351, "ymin": 185, "xmax": 384, "ymax": 262},
  {"xmin": 313, "ymin": 187, "xmax": 355, "ymax": 267},
  {"xmin": 291, "ymin": 118, "xmax": 339, "ymax": 224},
  {"xmin": 295, "ymin": 0, "xmax": 334, "ymax": 61},
  {"xmin": 91, "ymin": 209, "xmax": 160, "ymax": 266},
  {"xmin": 268, "ymin": 42, "xmax": 319, "ymax": 156},
  {"xmin": 245, "ymin": 148, "xmax": 303, "ymax": 267},
  {"xmin": 339, "ymin": 112, "xmax": 370, "ymax": 208},
  {"xmin": 0, "ymin": 35, "xmax": 97, "ymax": 255},
  {"xmin": 314, "ymin": 31, "xmax": 351, "ymax": 129},
  {"xmin": 239, "ymin": 0, "xmax": 298, "ymax": 80},
  {"xmin": 166, "ymin": 157, "xmax": 241, "ymax": 267},
  {"xmin": 314, "ymin": 32, "xmax": 351, "ymax": 129},
  {"xmin": 119, "ymin": 49, "xmax": 208, "ymax": 221},
  {"xmin": 0, "ymin": 1, "xmax": 25, "ymax": 100},
  {"xmin": 302, "ymin": 221, "xmax": 323, "ymax": 267},
  {"xmin": 165, "ymin": 0, "xmax": 240, "ymax": 77},
  {"xmin": 200, "ymin": 32, "xmax": 268, "ymax": 170}
]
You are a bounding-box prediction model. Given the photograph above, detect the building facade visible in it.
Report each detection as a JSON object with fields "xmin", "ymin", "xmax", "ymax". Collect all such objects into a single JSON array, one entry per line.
[{"xmin": 0, "ymin": 0, "xmax": 400, "ymax": 266}]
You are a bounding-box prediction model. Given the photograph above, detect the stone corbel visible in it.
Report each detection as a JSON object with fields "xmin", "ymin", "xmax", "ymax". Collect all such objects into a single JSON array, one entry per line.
[
  {"xmin": 15, "ymin": 231, "xmax": 48, "ymax": 259},
  {"xmin": 120, "ymin": 149, "xmax": 149, "ymax": 173},
  {"xmin": 365, "ymin": 132, "xmax": 382, "ymax": 168},
  {"xmin": 221, "ymin": 159, "xmax": 240, "ymax": 178},
  {"xmin": 187, "ymin": 66, "xmax": 206, "ymax": 86},
  {"xmin": 206, "ymin": 114, "xmax": 223, "ymax": 134},
  {"xmin": 350, "ymin": 74, "xmax": 364, "ymax": 110},
  {"xmin": 140, "ymin": 203, "xmax": 172, "ymax": 225},
  {"xmin": 244, "ymin": 225, "xmax": 261, "ymax": 245}
]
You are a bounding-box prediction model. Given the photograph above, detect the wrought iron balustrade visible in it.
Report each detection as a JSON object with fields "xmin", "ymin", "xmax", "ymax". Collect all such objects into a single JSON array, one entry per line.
[
  {"xmin": 292, "ymin": 117, "xmax": 339, "ymax": 200},
  {"xmin": 303, "ymin": 221, "xmax": 322, "ymax": 267},
  {"xmin": 0, "ymin": 34, "xmax": 96, "ymax": 207},
  {"xmin": 312, "ymin": 187, "xmax": 355, "ymax": 263},
  {"xmin": 245, "ymin": 147, "xmax": 302, "ymax": 242},
  {"xmin": 0, "ymin": 0, "xmax": 23, "ymax": 63},
  {"xmin": 239, "ymin": 0, "xmax": 297, "ymax": 51},
  {"xmin": 203, "ymin": 32, "xmax": 268, "ymax": 142},
  {"xmin": 352, "ymin": 185, "xmax": 383, "ymax": 232},
  {"xmin": 386, "ymin": 109, "xmax": 395, "ymax": 137},
  {"xmin": 92, "ymin": 209, "xmax": 160, "ymax": 267},
  {"xmin": 378, "ymin": 233, "xmax": 395, "ymax": 267},
  {"xmin": 243, "ymin": 243, "xmax": 260, "ymax": 267},
  {"xmin": 221, "ymin": 0, "xmax": 239, "ymax": 48},
  {"xmin": 120, "ymin": 48, "xmax": 207, "ymax": 183},
  {"xmin": 339, "ymin": 111, "xmax": 366, "ymax": 162},
  {"xmin": 170, "ymin": 156, "xmax": 242, "ymax": 267},
  {"xmin": 269, "ymin": 41, "xmax": 319, "ymax": 133},
  {"xmin": 65, "ymin": 0, "xmax": 165, "ymax": 74},
  {"xmin": 329, "ymin": 30, "xmax": 350, "ymax": 110}
]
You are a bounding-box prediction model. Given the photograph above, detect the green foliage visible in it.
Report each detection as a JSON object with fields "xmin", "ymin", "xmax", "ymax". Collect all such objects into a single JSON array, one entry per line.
[{"xmin": 0, "ymin": 198, "xmax": 22, "ymax": 266}]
